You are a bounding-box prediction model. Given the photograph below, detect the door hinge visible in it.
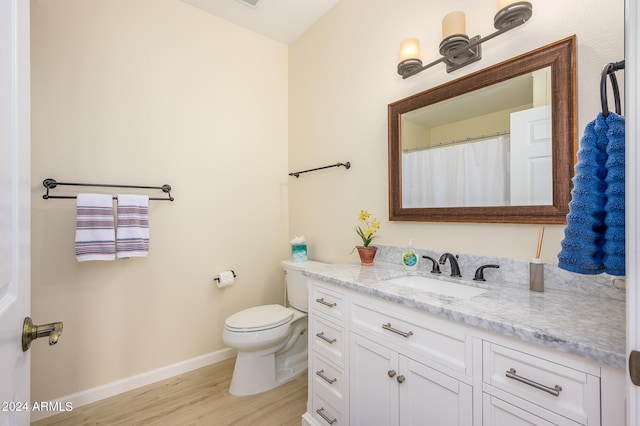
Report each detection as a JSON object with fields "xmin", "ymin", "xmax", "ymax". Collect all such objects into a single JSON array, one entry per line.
[{"xmin": 629, "ymin": 350, "xmax": 640, "ymax": 386}]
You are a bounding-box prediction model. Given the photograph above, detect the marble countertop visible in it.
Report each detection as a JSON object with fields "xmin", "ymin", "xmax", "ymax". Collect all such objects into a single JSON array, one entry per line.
[{"xmin": 303, "ymin": 262, "xmax": 626, "ymax": 369}]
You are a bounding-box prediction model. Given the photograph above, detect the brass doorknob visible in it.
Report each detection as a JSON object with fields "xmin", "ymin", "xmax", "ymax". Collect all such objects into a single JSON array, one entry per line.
[{"xmin": 22, "ymin": 317, "xmax": 63, "ymax": 352}]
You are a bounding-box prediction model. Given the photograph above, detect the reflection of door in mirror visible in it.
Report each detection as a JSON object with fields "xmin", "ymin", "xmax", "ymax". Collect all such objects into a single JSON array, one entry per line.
[
  {"xmin": 400, "ymin": 67, "xmax": 551, "ymax": 209},
  {"xmin": 510, "ymin": 105, "xmax": 552, "ymax": 205}
]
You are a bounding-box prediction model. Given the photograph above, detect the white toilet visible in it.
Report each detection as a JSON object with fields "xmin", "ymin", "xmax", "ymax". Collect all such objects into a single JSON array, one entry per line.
[{"xmin": 223, "ymin": 259, "xmax": 324, "ymax": 396}]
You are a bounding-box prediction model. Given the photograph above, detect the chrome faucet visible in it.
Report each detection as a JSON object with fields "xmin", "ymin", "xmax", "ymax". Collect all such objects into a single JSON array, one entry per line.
[{"xmin": 439, "ymin": 253, "xmax": 462, "ymax": 277}]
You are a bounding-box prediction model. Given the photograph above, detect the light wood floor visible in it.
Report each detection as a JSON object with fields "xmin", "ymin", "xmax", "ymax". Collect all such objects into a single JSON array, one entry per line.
[{"xmin": 32, "ymin": 358, "xmax": 307, "ymax": 426}]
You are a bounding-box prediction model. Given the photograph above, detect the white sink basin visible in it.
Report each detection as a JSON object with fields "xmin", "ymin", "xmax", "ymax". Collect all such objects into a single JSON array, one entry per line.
[{"xmin": 383, "ymin": 275, "xmax": 487, "ymax": 299}]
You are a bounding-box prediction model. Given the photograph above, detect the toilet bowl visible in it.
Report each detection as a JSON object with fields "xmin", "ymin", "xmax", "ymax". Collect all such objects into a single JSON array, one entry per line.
[{"xmin": 223, "ymin": 260, "xmax": 324, "ymax": 396}]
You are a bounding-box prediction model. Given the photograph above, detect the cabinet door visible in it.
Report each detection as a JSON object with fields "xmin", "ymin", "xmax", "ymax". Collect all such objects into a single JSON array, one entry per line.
[
  {"xmin": 350, "ymin": 333, "xmax": 399, "ymax": 426},
  {"xmin": 399, "ymin": 356, "xmax": 473, "ymax": 426},
  {"xmin": 483, "ymin": 394, "xmax": 581, "ymax": 426}
]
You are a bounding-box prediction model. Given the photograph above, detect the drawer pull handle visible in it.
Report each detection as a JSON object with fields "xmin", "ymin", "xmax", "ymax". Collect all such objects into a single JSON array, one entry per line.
[
  {"xmin": 316, "ymin": 369, "xmax": 337, "ymax": 384},
  {"xmin": 388, "ymin": 369, "xmax": 397, "ymax": 378},
  {"xmin": 382, "ymin": 322, "xmax": 413, "ymax": 338},
  {"xmin": 316, "ymin": 298, "xmax": 337, "ymax": 307},
  {"xmin": 505, "ymin": 368, "xmax": 563, "ymax": 397},
  {"xmin": 316, "ymin": 332, "xmax": 337, "ymax": 344},
  {"xmin": 316, "ymin": 407, "xmax": 337, "ymax": 424},
  {"xmin": 397, "ymin": 374, "xmax": 406, "ymax": 383}
]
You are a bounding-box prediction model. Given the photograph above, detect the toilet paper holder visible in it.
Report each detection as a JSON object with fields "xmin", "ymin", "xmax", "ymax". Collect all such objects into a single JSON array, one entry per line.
[{"xmin": 214, "ymin": 270, "xmax": 236, "ymax": 283}]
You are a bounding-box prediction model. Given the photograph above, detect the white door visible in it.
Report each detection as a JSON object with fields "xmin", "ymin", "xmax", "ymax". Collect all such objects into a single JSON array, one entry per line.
[
  {"xmin": 0, "ymin": 1, "xmax": 31, "ymax": 425},
  {"xmin": 627, "ymin": 0, "xmax": 640, "ymax": 423},
  {"xmin": 509, "ymin": 105, "xmax": 553, "ymax": 206}
]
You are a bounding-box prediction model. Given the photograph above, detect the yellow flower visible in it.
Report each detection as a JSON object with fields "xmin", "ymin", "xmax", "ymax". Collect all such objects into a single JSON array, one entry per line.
[
  {"xmin": 358, "ymin": 210, "xmax": 370, "ymax": 222},
  {"xmin": 355, "ymin": 210, "xmax": 381, "ymax": 248}
]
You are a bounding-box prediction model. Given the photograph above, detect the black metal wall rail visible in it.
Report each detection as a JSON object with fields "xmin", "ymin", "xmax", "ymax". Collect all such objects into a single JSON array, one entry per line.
[
  {"xmin": 289, "ymin": 162, "xmax": 351, "ymax": 178},
  {"xmin": 41, "ymin": 178, "xmax": 174, "ymax": 201}
]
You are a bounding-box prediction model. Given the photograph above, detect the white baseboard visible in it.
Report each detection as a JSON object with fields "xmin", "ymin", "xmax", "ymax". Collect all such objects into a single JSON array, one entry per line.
[
  {"xmin": 31, "ymin": 347, "xmax": 236, "ymax": 422},
  {"xmin": 301, "ymin": 412, "xmax": 316, "ymax": 426}
]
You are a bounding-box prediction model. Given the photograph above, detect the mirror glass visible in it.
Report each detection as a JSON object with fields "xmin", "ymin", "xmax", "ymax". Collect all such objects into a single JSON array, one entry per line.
[
  {"xmin": 388, "ymin": 37, "xmax": 576, "ymax": 223},
  {"xmin": 401, "ymin": 68, "xmax": 551, "ymax": 208}
]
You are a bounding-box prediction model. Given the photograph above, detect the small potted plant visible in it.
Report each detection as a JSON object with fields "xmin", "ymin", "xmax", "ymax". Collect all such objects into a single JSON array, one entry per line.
[{"xmin": 354, "ymin": 210, "xmax": 380, "ymax": 266}]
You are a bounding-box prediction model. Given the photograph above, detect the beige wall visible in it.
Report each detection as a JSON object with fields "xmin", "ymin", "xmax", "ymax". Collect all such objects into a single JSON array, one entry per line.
[
  {"xmin": 429, "ymin": 106, "xmax": 527, "ymax": 146},
  {"xmin": 288, "ymin": 0, "xmax": 624, "ymax": 264},
  {"xmin": 30, "ymin": 0, "xmax": 289, "ymax": 401}
]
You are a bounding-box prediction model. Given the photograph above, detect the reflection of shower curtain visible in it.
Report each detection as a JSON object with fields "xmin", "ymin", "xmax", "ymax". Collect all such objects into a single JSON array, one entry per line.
[{"xmin": 402, "ymin": 136, "xmax": 510, "ymax": 208}]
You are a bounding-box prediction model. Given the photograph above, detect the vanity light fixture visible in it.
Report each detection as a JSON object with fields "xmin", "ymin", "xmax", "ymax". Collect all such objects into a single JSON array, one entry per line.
[{"xmin": 397, "ymin": 1, "xmax": 533, "ymax": 78}]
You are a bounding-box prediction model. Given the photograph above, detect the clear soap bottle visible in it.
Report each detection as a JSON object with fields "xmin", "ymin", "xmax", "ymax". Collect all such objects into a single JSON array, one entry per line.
[{"xmin": 402, "ymin": 239, "xmax": 418, "ymax": 270}]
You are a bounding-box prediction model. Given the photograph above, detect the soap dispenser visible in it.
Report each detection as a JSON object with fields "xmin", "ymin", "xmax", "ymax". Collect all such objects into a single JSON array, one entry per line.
[{"xmin": 402, "ymin": 239, "xmax": 418, "ymax": 270}]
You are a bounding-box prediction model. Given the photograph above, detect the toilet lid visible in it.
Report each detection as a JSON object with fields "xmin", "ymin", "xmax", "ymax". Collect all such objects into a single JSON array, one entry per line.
[{"xmin": 225, "ymin": 304, "xmax": 294, "ymax": 331}]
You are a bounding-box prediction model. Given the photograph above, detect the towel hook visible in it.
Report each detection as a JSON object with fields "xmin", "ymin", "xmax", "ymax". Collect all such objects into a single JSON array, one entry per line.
[{"xmin": 600, "ymin": 60, "xmax": 625, "ymax": 117}]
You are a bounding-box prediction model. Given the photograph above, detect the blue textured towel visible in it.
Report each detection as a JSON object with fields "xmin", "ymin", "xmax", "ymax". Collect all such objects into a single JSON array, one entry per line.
[
  {"xmin": 603, "ymin": 113, "xmax": 625, "ymax": 275},
  {"xmin": 558, "ymin": 112, "xmax": 625, "ymax": 276}
]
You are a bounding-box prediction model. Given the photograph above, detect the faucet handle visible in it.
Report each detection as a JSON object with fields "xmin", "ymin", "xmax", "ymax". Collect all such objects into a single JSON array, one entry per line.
[
  {"xmin": 421, "ymin": 256, "xmax": 441, "ymax": 274},
  {"xmin": 473, "ymin": 264, "xmax": 500, "ymax": 281}
]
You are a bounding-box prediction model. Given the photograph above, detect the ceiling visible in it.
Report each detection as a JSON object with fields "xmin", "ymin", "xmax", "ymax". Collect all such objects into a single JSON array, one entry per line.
[{"xmin": 180, "ymin": 0, "xmax": 342, "ymax": 44}]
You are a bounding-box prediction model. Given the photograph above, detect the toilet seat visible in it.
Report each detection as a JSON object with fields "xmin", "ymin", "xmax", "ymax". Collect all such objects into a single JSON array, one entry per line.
[{"xmin": 225, "ymin": 304, "xmax": 293, "ymax": 332}]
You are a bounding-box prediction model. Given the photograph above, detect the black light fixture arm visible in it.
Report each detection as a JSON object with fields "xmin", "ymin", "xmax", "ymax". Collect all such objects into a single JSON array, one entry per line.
[{"xmin": 398, "ymin": 1, "xmax": 532, "ymax": 78}]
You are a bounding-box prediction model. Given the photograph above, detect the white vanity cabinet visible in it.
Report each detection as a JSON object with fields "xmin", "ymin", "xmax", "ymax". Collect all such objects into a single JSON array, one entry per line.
[
  {"xmin": 307, "ymin": 282, "xmax": 348, "ymax": 426},
  {"xmin": 303, "ymin": 278, "xmax": 625, "ymax": 426},
  {"xmin": 350, "ymin": 333, "xmax": 473, "ymax": 426},
  {"xmin": 349, "ymin": 293, "xmax": 474, "ymax": 426}
]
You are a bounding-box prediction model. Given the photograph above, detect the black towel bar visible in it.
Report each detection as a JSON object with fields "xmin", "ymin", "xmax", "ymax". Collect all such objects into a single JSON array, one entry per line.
[
  {"xmin": 42, "ymin": 178, "xmax": 174, "ymax": 201},
  {"xmin": 289, "ymin": 162, "xmax": 351, "ymax": 178}
]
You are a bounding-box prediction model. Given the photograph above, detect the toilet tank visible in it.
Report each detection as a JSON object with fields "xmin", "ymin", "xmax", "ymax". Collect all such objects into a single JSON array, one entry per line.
[{"xmin": 281, "ymin": 260, "xmax": 325, "ymax": 312}]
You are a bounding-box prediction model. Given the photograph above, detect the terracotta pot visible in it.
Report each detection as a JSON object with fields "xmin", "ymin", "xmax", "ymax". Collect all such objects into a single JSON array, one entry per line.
[{"xmin": 357, "ymin": 246, "xmax": 377, "ymax": 266}]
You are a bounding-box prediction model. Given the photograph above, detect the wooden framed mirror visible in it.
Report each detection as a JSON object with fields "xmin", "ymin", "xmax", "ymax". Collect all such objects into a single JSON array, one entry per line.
[{"xmin": 388, "ymin": 36, "xmax": 576, "ymax": 223}]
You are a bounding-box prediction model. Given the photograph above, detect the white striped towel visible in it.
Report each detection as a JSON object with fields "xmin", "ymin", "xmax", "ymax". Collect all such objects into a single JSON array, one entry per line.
[
  {"xmin": 116, "ymin": 194, "xmax": 150, "ymax": 259},
  {"xmin": 75, "ymin": 194, "xmax": 116, "ymax": 262}
]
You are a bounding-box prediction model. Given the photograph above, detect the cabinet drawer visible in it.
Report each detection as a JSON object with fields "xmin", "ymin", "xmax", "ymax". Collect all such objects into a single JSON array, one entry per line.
[
  {"xmin": 483, "ymin": 342, "xmax": 599, "ymax": 424},
  {"xmin": 483, "ymin": 393, "xmax": 582, "ymax": 426},
  {"xmin": 311, "ymin": 283, "xmax": 346, "ymax": 322},
  {"xmin": 311, "ymin": 315, "xmax": 346, "ymax": 366},
  {"xmin": 312, "ymin": 390, "xmax": 343, "ymax": 426},
  {"xmin": 350, "ymin": 298, "xmax": 471, "ymax": 375},
  {"xmin": 312, "ymin": 353, "xmax": 345, "ymax": 404}
]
